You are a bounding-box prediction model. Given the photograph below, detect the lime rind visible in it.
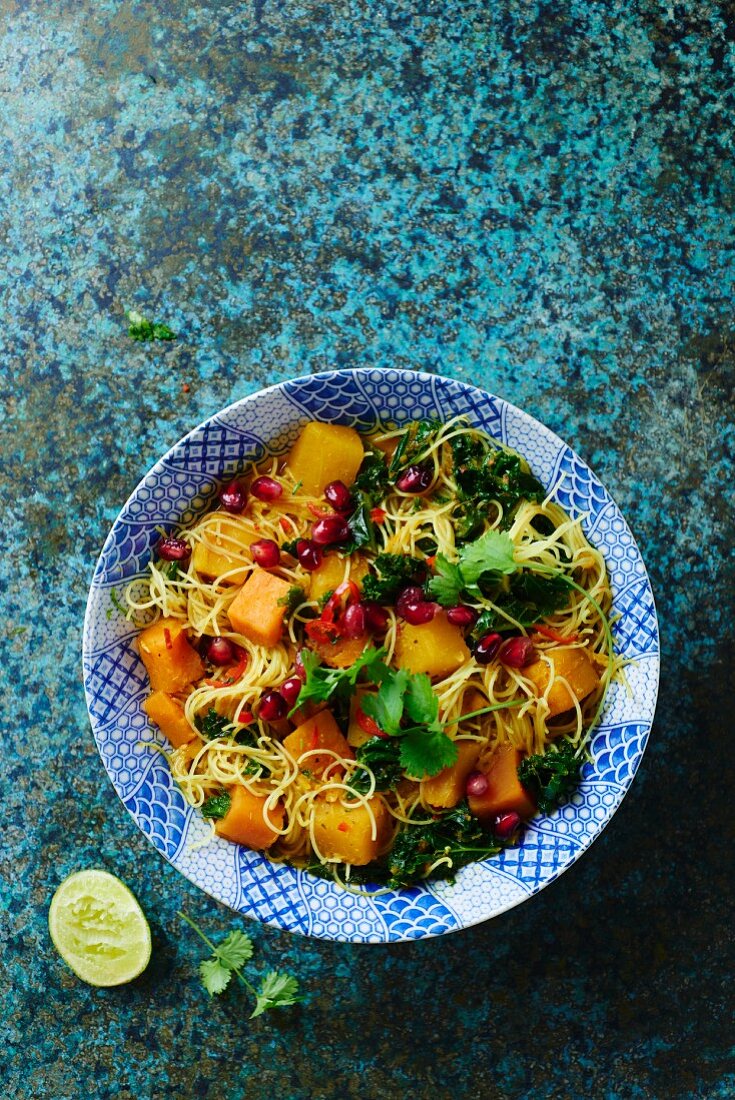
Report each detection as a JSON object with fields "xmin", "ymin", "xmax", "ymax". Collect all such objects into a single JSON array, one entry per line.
[{"xmin": 48, "ymin": 869, "xmax": 152, "ymax": 987}]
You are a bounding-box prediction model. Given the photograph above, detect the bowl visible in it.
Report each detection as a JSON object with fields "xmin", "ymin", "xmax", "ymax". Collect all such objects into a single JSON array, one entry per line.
[{"xmin": 82, "ymin": 369, "xmax": 659, "ymax": 942}]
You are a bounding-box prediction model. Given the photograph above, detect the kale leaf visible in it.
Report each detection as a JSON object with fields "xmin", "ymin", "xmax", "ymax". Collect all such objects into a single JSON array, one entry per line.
[
  {"xmin": 388, "ymin": 419, "xmax": 443, "ymax": 477},
  {"xmin": 348, "ymin": 737, "xmax": 403, "ymax": 795},
  {"xmin": 201, "ymin": 791, "xmax": 232, "ymax": 820},
  {"xmin": 361, "ymin": 553, "xmax": 425, "ymax": 604},
  {"xmin": 518, "ymin": 741, "xmax": 583, "ymax": 813},
  {"xmin": 386, "ymin": 801, "xmax": 500, "ymax": 888},
  {"xmin": 196, "ymin": 709, "xmax": 231, "ymax": 741},
  {"xmin": 278, "ymin": 585, "xmax": 306, "ymax": 613},
  {"xmin": 352, "ymin": 450, "xmax": 391, "ymax": 505},
  {"xmin": 471, "ymin": 572, "xmax": 570, "ymax": 635}
]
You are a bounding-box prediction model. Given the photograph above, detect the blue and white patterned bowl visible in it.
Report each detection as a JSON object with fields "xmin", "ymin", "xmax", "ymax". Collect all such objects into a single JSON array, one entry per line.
[{"xmin": 82, "ymin": 369, "xmax": 659, "ymax": 942}]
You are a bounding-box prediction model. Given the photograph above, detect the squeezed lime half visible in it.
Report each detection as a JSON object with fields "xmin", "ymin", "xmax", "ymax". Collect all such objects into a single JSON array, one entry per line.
[{"xmin": 48, "ymin": 869, "xmax": 152, "ymax": 987}]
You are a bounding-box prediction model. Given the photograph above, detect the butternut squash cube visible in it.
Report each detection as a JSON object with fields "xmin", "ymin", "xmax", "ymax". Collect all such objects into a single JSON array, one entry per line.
[
  {"xmin": 468, "ymin": 743, "xmax": 537, "ymax": 822},
  {"xmin": 421, "ymin": 741, "xmax": 481, "ymax": 809},
  {"xmin": 138, "ymin": 617, "xmax": 204, "ymax": 693},
  {"xmin": 524, "ymin": 646, "xmax": 600, "ymax": 717},
  {"xmin": 143, "ymin": 691, "xmax": 197, "ymax": 748},
  {"xmin": 283, "ymin": 709, "xmax": 354, "ymax": 777},
  {"xmin": 192, "ymin": 513, "xmax": 258, "ymax": 584},
  {"xmin": 215, "ymin": 785, "xmax": 284, "ymax": 850},
  {"xmin": 227, "ymin": 567, "xmax": 292, "ymax": 647},
  {"xmin": 286, "ymin": 422, "xmax": 364, "ymax": 496},
  {"xmin": 312, "ymin": 795, "xmax": 392, "ymax": 865},
  {"xmin": 309, "ymin": 632, "xmax": 368, "ymax": 669},
  {"xmin": 395, "ymin": 612, "xmax": 471, "ymax": 679},
  {"xmin": 308, "ymin": 553, "xmax": 370, "ymax": 604}
]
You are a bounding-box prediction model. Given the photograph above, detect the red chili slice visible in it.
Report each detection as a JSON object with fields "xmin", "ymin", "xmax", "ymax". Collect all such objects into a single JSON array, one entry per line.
[
  {"xmin": 370, "ymin": 507, "xmax": 387, "ymax": 523},
  {"xmin": 532, "ymin": 623, "xmax": 579, "ymax": 644},
  {"xmin": 355, "ymin": 702, "xmax": 388, "ymax": 739},
  {"xmin": 163, "ymin": 627, "xmax": 173, "ymax": 650}
]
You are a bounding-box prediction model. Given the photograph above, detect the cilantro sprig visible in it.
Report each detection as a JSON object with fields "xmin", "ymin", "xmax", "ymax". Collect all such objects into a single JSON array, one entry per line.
[
  {"xmin": 178, "ymin": 911, "xmax": 304, "ymax": 1018},
  {"xmin": 292, "ymin": 647, "xmax": 388, "ymax": 714},
  {"xmin": 126, "ymin": 308, "xmax": 176, "ymax": 342}
]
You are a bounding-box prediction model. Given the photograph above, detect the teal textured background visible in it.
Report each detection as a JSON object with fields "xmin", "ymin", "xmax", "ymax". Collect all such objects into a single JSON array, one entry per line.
[{"xmin": 2, "ymin": 1, "xmax": 733, "ymax": 1097}]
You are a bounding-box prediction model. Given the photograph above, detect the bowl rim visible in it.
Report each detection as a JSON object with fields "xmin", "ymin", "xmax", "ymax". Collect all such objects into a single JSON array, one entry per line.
[{"xmin": 82, "ymin": 367, "xmax": 660, "ymax": 941}]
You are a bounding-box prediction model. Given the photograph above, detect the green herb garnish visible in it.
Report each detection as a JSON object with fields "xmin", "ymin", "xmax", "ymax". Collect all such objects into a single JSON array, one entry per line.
[{"xmin": 178, "ymin": 911, "xmax": 304, "ymax": 1017}]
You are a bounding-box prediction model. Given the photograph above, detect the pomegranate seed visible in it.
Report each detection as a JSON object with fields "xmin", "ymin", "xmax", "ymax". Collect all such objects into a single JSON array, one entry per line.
[
  {"xmin": 157, "ymin": 536, "xmax": 190, "ymax": 562},
  {"xmin": 296, "ymin": 539, "xmax": 323, "ymax": 571},
  {"xmin": 250, "ymin": 475, "xmax": 283, "ymax": 502},
  {"xmin": 342, "ymin": 602, "xmax": 366, "ymax": 638},
  {"xmin": 219, "ymin": 480, "xmax": 246, "ymax": 513},
  {"xmin": 324, "ymin": 480, "xmax": 354, "ymax": 514},
  {"xmin": 206, "ymin": 636, "xmax": 234, "ymax": 665},
  {"xmin": 474, "ymin": 632, "xmax": 502, "ymax": 664},
  {"xmin": 363, "ymin": 601, "xmax": 389, "ymax": 633},
  {"xmin": 280, "ymin": 675, "xmax": 303, "ymax": 708},
  {"xmin": 396, "ymin": 586, "xmax": 425, "ymax": 618},
  {"xmin": 494, "ymin": 811, "xmax": 521, "ymax": 838},
  {"xmin": 258, "ymin": 690, "xmax": 287, "ymax": 722},
  {"xmin": 312, "ymin": 515, "xmax": 351, "ymax": 546},
  {"xmin": 499, "ymin": 636, "xmax": 537, "ymax": 668},
  {"xmin": 395, "ymin": 463, "xmax": 433, "ymax": 493},
  {"xmin": 250, "ymin": 538, "xmax": 280, "ymax": 568},
  {"xmin": 402, "ymin": 601, "xmax": 437, "ymax": 626},
  {"xmin": 446, "ymin": 605, "xmax": 477, "ymax": 628},
  {"xmin": 466, "ymin": 770, "xmax": 489, "ymax": 797}
]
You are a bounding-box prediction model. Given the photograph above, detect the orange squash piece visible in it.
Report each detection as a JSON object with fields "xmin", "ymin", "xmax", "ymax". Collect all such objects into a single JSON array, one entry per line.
[
  {"xmin": 312, "ymin": 795, "xmax": 392, "ymax": 864},
  {"xmin": 191, "ymin": 513, "xmax": 258, "ymax": 583},
  {"xmin": 524, "ymin": 646, "xmax": 600, "ymax": 717},
  {"xmin": 468, "ymin": 743, "xmax": 537, "ymax": 822},
  {"xmin": 227, "ymin": 566, "xmax": 293, "ymax": 647},
  {"xmin": 286, "ymin": 422, "xmax": 364, "ymax": 496},
  {"xmin": 138, "ymin": 617, "xmax": 204, "ymax": 693},
  {"xmin": 283, "ymin": 709, "xmax": 354, "ymax": 777},
  {"xmin": 347, "ymin": 688, "xmax": 376, "ymax": 748},
  {"xmin": 309, "ymin": 632, "xmax": 368, "ymax": 669},
  {"xmin": 215, "ymin": 785, "xmax": 284, "ymax": 850},
  {"xmin": 143, "ymin": 691, "xmax": 198, "ymax": 748},
  {"xmin": 394, "ymin": 612, "xmax": 471, "ymax": 679},
  {"xmin": 422, "ymin": 741, "xmax": 481, "ymax": 809},
  {"xmin": 308, "ymin": 553, "xmax": 370, "ymax": 604}
]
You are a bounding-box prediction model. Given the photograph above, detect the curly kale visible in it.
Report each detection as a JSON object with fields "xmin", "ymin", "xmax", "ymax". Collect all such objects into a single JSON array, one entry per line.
[
  {"xmin": 347, "ymin": 737, "xmax": 403, "ymax": 795},
  {"xmin": 361, "ymin": 553, "xmax": 426, "ymax": 604},
  {"xmin": 517, "ymin": 741, "xmax": 584, "ymax": 813}
]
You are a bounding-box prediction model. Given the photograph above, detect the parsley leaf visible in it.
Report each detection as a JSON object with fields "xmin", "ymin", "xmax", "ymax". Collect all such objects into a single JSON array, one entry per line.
[
  {"xmin": 126, "ymin": 308, "xmax": 176, "ymax": 342},
  {"xmin": 518, "ymin": 741, "xmax": 583, "ymax": 813},
  {"xmin": 201, "ymin": 791, "xmax": 232, "ymax": 820},
  {"xmin": 348, "ymin": 737, "xmax": 403, "ymax": 794},
  {"xmin": 399, "ymin": 726, "xmax": 458, "ymax": 778},
  {"xmin": 250, "ymin": 971, "xmax": 304, "ymax": 1019},
  {"xmin": 362, "ymin": 553, "xmax": 425, "ymax": 604}
]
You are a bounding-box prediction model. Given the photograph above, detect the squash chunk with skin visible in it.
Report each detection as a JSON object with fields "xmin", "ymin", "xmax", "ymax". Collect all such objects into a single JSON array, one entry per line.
[
  {"xmin": 138, "ymin": 617, "xmax": 204, "ymax": 693},
  {"xmin": 215, "ymin": 786, "xmax": 284, "ymax": 850},
  {"xmin": 308, "ymin": 553, "xmax": 370, "ymax": 604},
  {"xmin": 468, "ymin": 743, "xmax": 537, "ymax": 822},
  {"xmin": 422, "ymin": 741, "xmax": 481, "ymax": 809},
  {"xmin": 286, "ymin": 422, "xmax": 364, "ymax": 496},
  {"xmin": 228, "ymin": 567, "xmax": 292, "ymax": 647},
  {"xmin": 395, "ymin": 612, "xmax": 471, "ymax": 679},
  {"xmin": 283, "ymin": 710, "xmax": 354, "ymax": 777},
  {"xmin": 143, "ymin": 691, "xmax": 197, "ymax": 748},
  {"xmin": 192, "ymin": 513, "xmax": 258, "ymax": 583},
  {"xmin": 524, "ymin": 646, "xmax": 600, "ymax": 718},
  {"xmin": 312, "ymin": 796, "xmax": 392, "ymax": 865}
]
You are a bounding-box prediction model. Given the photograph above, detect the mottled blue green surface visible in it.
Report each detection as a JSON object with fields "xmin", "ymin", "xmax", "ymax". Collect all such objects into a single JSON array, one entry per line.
[{"xmin": 2, "ymin": 1, "xmax": 734, "ymax": 1097}]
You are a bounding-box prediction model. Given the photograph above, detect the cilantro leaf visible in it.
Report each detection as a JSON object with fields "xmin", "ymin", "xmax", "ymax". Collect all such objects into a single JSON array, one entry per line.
[
  {"xmin": 359, "ymin": 668, "xmax": 409, "ymax": 735},
  {"xmin": 399, "ymin": 726, "xmax": 458, "ymax": 778},
  {"xmin": 426, "ymin": 554, "xmax": 465, "ymax": 606},
  {"xmin": 292, "ymin": 647, "xmax": 388, "ymax": 713},
  {"xmin": 403, "ymin": 672, "xmax": 440, "ymax": 728},
  {"xmin": 127, "ymin": 308, "xmax": 176, "ymax": 342},
  {"xmin": 201, "ymin": 791, "xmax": 232, "ymax": 820},
  {"xmin": 215, "ymin": 929, "xmax": 254, "ymax": 970},
  {"xmin": 250, "ymin": 971, "xmax": 303, "ymax": 1019},
  {"xmin": 199, "ymin": 957, "xmax": 232, "ymax": 996},
  {"xmin": 518, "ymin": 741, "xmax": 583, "ymax": 813},
  {"xmin": 459, "ymin": 529, "xmax": 517, "ymax": 584}
]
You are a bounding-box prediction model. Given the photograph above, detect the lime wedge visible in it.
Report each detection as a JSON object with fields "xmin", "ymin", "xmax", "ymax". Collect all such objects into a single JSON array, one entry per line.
[{"xmin": 48, "ymin": 869, "xmax": 152, "ymax": 987}]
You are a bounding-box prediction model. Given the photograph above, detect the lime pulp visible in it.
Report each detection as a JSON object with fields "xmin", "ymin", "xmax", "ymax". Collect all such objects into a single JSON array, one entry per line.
[{"xmin": 48, "ymin": 869, "xmax": 152, "ymax": 987}]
